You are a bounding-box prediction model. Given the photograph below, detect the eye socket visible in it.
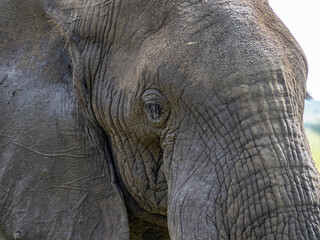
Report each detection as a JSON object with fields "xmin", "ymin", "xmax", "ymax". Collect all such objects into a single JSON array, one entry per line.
[
  {"xmin": 141, "ymin": 89, "xmax": 169, "ymax": 127},
  {"xmin": 144, "ymin": 102, "xmax": 162, "ymax": 121}
]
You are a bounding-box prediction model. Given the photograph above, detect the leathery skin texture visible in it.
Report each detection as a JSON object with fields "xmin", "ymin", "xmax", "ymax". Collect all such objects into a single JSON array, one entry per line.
[{"xmin": 0, "ymin": 0, "xmax": 319, "ymax": 239}]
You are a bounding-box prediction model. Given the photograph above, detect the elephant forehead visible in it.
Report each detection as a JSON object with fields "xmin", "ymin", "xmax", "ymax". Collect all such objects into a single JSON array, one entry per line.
[
  {"xmin": 124, "ymin": 1, "xmax": 307, "ymax": 98},
  {"xmin": 100, "ymin": 0, "xmax": 307, "ymax": 110}
]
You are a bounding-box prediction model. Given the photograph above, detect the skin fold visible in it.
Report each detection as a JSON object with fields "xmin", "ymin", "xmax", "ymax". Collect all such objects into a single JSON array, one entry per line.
[{"xmin": 0, "ymin": 0, "xmax": 319, "ymax": 239}]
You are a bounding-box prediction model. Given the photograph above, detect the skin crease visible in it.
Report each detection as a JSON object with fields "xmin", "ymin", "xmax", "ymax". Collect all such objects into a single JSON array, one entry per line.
[{"xmin": 0, "ymin": 0, "xmax": 320, "ymax": 239}]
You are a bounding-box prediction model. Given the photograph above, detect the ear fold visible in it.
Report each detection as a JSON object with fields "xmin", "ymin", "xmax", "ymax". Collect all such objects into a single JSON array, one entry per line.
[
  {"xmin": 59, "ymin": 28, "xmax": 132, "ymax": 238},
  {"xmin": 65, "ymin": 27, "xmax": 132, "ymax": 239}
]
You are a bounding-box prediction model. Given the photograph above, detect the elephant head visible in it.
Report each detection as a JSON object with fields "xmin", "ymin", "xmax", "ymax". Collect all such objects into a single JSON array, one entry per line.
[{"xmin": 1, "ymin": 0, "xmax": 320, "ymax": 239}]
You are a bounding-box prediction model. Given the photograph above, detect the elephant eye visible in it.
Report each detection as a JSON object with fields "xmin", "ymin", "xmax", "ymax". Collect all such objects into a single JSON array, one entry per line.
[
  {"xmin": 144, "ymin": 102, "xmax": 162, "ymax": 121},
  {"xmin": 141, "ymin": 89, "xmax": 170, "ymax": 127}
]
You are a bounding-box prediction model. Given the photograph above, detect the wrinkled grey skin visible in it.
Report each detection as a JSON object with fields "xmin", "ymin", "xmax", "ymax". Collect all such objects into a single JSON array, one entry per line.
[{"xmin": 1, "ymin": 0, "xmax": 320, "ymax": 239}]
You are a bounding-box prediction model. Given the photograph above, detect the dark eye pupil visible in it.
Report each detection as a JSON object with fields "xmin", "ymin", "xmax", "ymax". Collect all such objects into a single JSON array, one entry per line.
[{"xmin": 144, "ymin": 102, "xmax": 162, "ymax": 120}]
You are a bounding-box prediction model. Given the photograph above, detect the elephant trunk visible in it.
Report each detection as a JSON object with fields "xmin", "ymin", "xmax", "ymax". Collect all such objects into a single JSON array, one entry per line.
[{"xmin": 164, "ymin": 93, "xmax": 320, "ymax": 239}]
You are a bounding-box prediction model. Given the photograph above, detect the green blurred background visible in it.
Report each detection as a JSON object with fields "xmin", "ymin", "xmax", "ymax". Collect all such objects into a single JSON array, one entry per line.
[{"xmin": 304, "ymin": 100, "xmax": 320, "ymax": 170}]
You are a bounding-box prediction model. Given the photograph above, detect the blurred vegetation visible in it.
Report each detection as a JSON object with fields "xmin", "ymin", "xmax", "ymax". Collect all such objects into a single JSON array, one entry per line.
[
  {"xmin": 306, "ymin": 129, "xmax": 320, "ymax": 169},
  {"xmin": 304, "ymin": 100, "xmax": 320, "ymax": 170}
]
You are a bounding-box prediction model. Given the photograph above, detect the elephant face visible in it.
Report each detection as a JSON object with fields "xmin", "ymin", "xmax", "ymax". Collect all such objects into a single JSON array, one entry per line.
[{"xmin": 1, "ymin": 0, "xmax": 320, "ymax": 239}]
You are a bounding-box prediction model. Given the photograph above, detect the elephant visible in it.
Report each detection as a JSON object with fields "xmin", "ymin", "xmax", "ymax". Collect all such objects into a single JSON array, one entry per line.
[{"xmin": 1, "ymin": 0, "xmax": 320, "ymax": 239}]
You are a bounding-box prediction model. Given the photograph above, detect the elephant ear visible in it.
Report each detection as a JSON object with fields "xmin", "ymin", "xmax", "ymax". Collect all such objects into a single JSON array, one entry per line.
[{"xmin": 0, "ymin": 1, "xmax": 129, "ymax": 239}]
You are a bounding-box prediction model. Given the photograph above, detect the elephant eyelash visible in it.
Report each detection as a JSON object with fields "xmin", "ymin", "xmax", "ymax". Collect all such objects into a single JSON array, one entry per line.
[{"xmin": 144, "ymin": 102, "xmax": 162, "ymax": 121}]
